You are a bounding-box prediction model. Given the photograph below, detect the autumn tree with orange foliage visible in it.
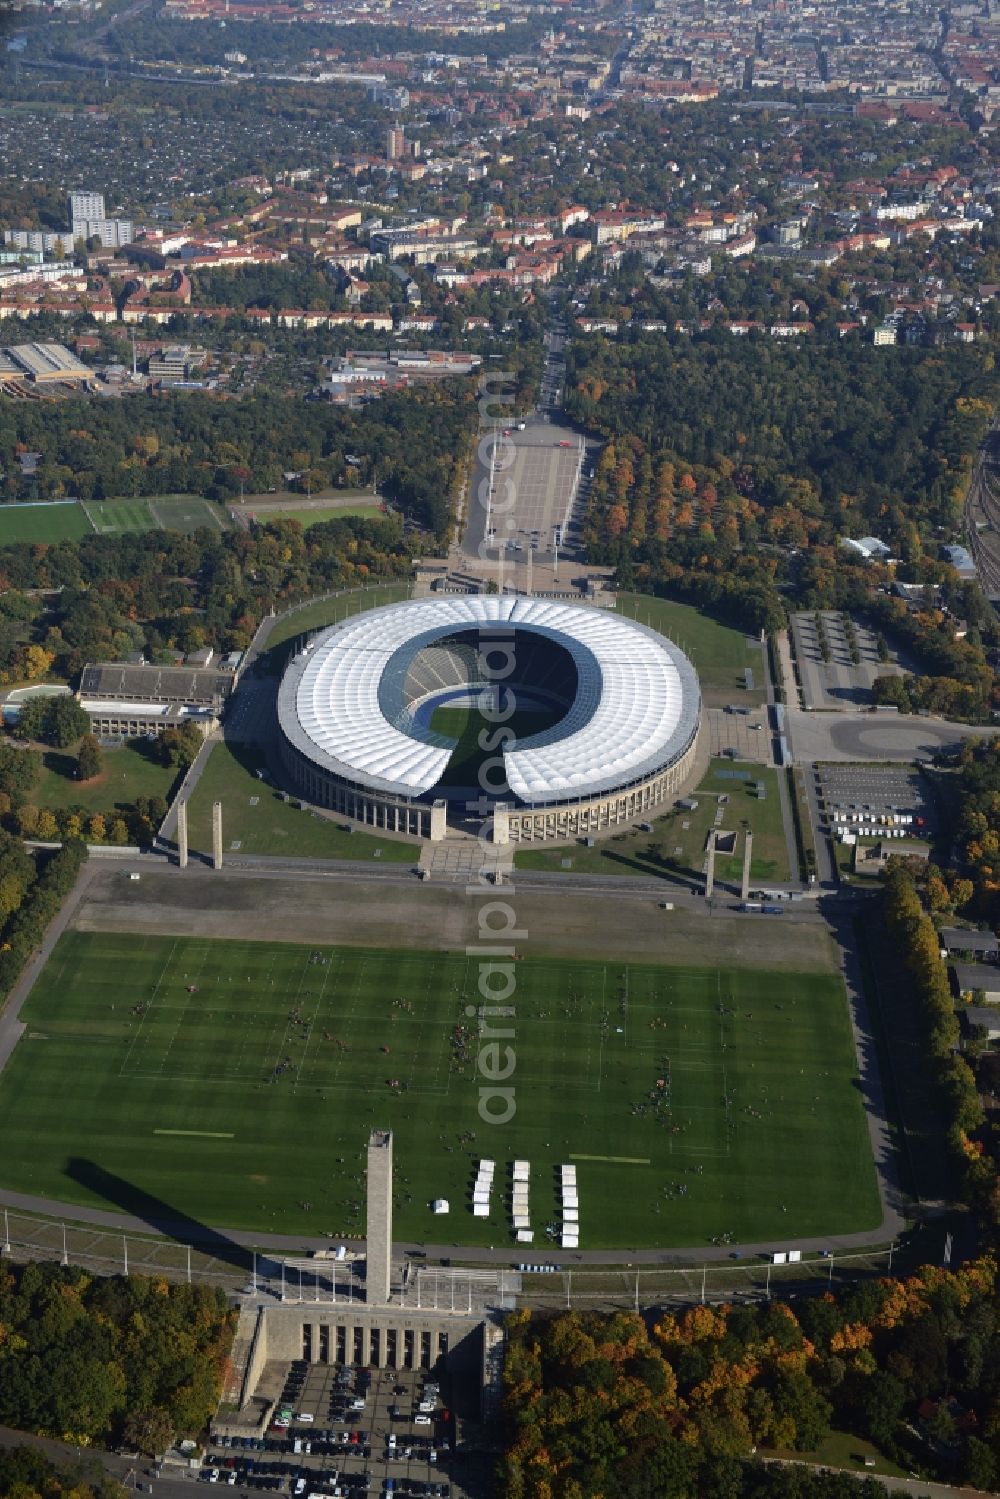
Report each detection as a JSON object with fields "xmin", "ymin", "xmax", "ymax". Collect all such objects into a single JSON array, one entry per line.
[{"xmin": 502, "ymin": 1258, "xmax": 1000, "ymax": 1496}]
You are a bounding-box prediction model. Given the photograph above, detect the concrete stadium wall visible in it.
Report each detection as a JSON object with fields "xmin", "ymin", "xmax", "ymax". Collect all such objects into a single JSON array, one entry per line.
[{"xmin": 278, "ymin": 720, "xmax": 702, "ymax": 846}]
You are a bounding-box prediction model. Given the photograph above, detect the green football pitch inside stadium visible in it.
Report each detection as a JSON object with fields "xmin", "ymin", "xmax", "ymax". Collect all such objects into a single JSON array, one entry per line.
[{"xmin": 0, "ymin": 933, "xmax": 881, "ymax": 1248}]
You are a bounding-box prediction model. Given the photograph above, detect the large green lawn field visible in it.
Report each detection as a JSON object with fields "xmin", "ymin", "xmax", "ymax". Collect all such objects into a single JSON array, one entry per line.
[
  {"xmin": 0, "ymin": 933, "xmax": 880, "ymax": 1248},
  {"xmin": 185, "ymin": 742, "xmax": 417, "ymax": 862},
  {"xmin": 34, "ymin": 740, "xmax": 177, "ymax": 818},
  {"xmin": 0, "ymin": 502, "xmax": 91, "ymax": 544}
]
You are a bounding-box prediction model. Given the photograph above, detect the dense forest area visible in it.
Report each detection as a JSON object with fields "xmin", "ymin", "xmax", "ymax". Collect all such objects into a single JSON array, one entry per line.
[
  {"xmin": 0, "ymin": 510, "xmax": 414, "ymax": 671},
  {"xmin": 952, "ymin": 737, "xmax": 1000, "ymax": 923},
  {"xmin": 565, "ymin": 333, "xmax": 999, "ymax": 711},
  {"xmin": 0, "ymin": 1260, "xmax": 234, "ymax": 1450},
  {"xmin": 502, "ymin": 1259, "xmax": 1000, "ymax": 1497},
  {"xmin": 881, "ymin": 862, "xmax": 988, "ymax": 1198},
  {"xmin": 0, "ymin": 384, "xmax": 474, "ymax": 535},
  {"xmin": 567, "ymin": 334, "xmax": 994, "ymax": 556},
  {"xmin": 0, "ymin": 834, "xmax": 86, "ymax": 997},
  {"xmin": 0, "ymin": 1444, "xmax": 125, "ymax": 1499}
]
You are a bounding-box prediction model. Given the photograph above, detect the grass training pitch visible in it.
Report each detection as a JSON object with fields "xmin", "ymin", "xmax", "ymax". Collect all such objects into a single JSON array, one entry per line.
[
  {"xmin": 0, "ymin": 502, "xmax": 92, "ymax": 544},
  {"xmin": 0, "ymin": 497, "xmax": 229, "ymax": 543},
  {"xmin": 0, "ymin": 932, "xmax": 880, "ymax": 1248},
  {"xmin": 83, "ymin": 499, "xmax": 159, "ymax": 535}
]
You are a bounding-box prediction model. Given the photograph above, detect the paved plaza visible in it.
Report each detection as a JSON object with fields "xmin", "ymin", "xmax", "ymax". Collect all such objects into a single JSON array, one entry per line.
[
  {"xmin": 462, "ymin": 420, "xmax": 584, "ymax": 559},
  {"xmin": 785, "ymin": 707, "xmax": 990, "ymax": 764}
]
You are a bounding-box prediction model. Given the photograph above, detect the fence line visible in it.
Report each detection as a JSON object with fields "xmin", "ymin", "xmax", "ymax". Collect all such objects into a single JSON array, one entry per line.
[{"xmin": 0, "ymin": 1207, "xmax": 901, "ymax": 1310}]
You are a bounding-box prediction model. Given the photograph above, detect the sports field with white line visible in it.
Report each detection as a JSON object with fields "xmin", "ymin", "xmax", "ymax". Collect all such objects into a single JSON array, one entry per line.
[{"xmin": 0, "ymin": 933, "xmax": 880, "ymax": 1248}]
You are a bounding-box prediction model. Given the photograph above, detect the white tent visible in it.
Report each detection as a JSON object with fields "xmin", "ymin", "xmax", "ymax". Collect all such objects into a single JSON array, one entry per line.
[
  {"xmin": 516, "ymin": 1229, "xmax": 534, "ymax": 1244},
  {"xmin": 431, "ymin": 1199, "xmax": 449, "ymax": 1215},
  {"xmin": 472, "ymin": 1203, "xmax": 489, "ymax": 1218}
]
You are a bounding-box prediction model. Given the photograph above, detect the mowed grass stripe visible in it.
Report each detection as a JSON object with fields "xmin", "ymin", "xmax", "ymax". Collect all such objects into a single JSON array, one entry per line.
[{"xmin": 0, "ymin": 932, "xmax": 881, "ymax": 1249}]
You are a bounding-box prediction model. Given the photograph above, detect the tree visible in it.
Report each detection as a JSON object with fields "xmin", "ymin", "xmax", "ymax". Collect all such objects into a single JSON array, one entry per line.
[
  {"xmin": 35, "ymin": 810, "xmax": 58, "ymax": 841},
  {"xmin": 47, "ymin": 696, "xmax": 91, "ymax": 749},
  {"xmin": 15, "ymin": 697, "xmax": 49, "ymax": 744},
  {"xmin": 21, "ymin": 645, "xmax": 54, "ymax": 681},
  {"xmin": 120, "ymin": 1407, "xmax": 175, "ymax": 1458},
  {"xmin": 157, "ymin": 724, "xmax": 203, "ymax": 771},
  {"xmin": 0, "ymin": 741, "xmax": 40, "ymax": 803},
  {"xmin": 15, "ymin": 696, "xmax": 90, "ymax": 749},
  {"xmin": 77, "ymin": 735, "xmax": 103, "ymax": 782}
]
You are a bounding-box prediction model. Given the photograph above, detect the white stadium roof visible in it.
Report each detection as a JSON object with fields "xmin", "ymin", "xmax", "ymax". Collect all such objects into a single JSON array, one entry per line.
[{"xmin": 277, "ymin": 596, "xmax": 700, "ymax": 806}]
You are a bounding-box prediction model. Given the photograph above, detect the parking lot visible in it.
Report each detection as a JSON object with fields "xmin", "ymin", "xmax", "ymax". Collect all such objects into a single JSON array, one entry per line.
[
  {"xmin": 815, "ymin": 763, "xmax": 935, "ymax": 839},
  {"xmin": 203, "ymin": 1361, "xmax": 478, "ymax": 1499},
  {"xmin": 790, "ymin": 611, "xmax": 908, "ymax": 710}
]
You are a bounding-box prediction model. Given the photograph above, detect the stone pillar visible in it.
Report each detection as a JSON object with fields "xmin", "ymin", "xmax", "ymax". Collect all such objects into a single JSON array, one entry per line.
[
  {"xmin": 212, "ymin": 801, "xmax": 223, "ymax": 871},
  {"xmin": 177, "ymin": 800, "xmax": 189, "ymax": 869},
  {"xmin": 366, "ymin": 1129, "xmax": 393, "ymax": 1306},
  {"xmin": 429, "ymin": 800, "xmax": 447, "ymax": 843},
  {"xmin": 741, "ymin": 831, "xmax": 753, "ymax": 902},
  {"xmin": 491, "ymin": 803, "xmax": 510, "ymax": 846},
  {"xmin": 704, "ymin": 830, "xmax": 716, "ymax": 899}
]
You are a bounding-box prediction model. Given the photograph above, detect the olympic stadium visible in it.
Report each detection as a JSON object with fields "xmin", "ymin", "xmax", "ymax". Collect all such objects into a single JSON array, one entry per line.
[{"xmin": 276, "ymin": 596, "xmax": 701, "ymax": 844}]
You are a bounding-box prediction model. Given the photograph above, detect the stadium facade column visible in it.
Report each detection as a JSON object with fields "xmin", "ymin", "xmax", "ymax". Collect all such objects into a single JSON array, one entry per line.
[
  {"xmin": 429, "ymin": 800, "xmax": 447, "ymax": 842},
  {"xmin": 491, "ymin": 804, "xmax": 510, "ymax": 845},
  {"xmin": 212, "ymin": 800, "xmax": 223, "ymax": 870},
  {"xmin": 741, "ymin": 831, "xmax": 753, "ymax": 902},
  {"xmin": 177, "ymin": 799, "xmax": 189, "ymax": 869},
  {"xmin": 366, "ymin": 1128, "xmax": 393, "ymax": 1306},
  {"xmin": 705, "ymin": 829, "xmax": 716, "ymax": 899}
]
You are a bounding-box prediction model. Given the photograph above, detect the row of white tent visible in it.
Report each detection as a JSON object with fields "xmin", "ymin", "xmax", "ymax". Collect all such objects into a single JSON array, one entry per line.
[
  {"xmin": 471, "ymin": 1158, "xmax": 495, "ymax": 1218},
  {"xmin": 561, "ymin": 1163, "xmax": 579, "ymax": 1249},
  {"xmin": 469, "ymin": 1159, "xmax": 582, "ymax": 1247},
  {"xmin": 512, "ymin": 1161, "xmax": 531, "ymax": 1242},
  {"xmin": 836, "ymin": 825, "xmax": 917, "ymax": 844}
]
